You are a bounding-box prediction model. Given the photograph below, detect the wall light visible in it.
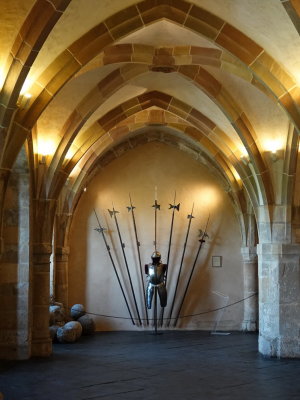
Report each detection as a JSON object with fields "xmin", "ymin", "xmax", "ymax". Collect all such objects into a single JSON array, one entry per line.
[
  {"xmin": 0, "ymin": 64, "xmax": 6, "ymax": 91},
  {"xmin": 18, "ymin": 92, "xmax": 32, "ymax": 109},
  {"xmin": 264, "ymin": 139, "xmax": 282, "ymax": 163},
  {"xmin": 37, "ymin": 139, "xmax": 56, "ymax": 164}
]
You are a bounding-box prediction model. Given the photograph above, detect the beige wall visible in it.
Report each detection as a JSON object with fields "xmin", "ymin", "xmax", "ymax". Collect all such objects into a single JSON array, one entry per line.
[{"xmin": 68, "ymin": 141, "xmax": 244, "ymax": 331}]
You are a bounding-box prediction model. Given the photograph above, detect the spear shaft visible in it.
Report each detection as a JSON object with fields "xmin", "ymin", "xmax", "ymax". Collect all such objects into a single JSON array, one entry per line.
[
  {"xmin": 159, "ymin": 191, "xmax": 180, "ymax": 326},
  {"xmin": 93, "ymin": 209, "xmax": 135, "ymax": 326},
  {"xmin": 127, "ymin": 195, "xmax": 149, "ymax": 325},
  {"xmin": 167, "ymin": 203, "xmax": 194, "ymax": 327},
  {"xmin": 173, "ymin": 214, "xmax": 210, "ymax": 327},
  {"xmin": 109, "ymin": 206, "xmax": 142, "ymax": 325}
]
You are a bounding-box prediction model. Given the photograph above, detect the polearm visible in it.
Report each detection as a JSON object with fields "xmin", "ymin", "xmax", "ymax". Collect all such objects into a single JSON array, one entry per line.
[
  {"xmin": 159, "ymin": 191, "xmax": 180, "ymax": 326},
  {"xmin": 151, "ymin": 188, "xmax": 160, "ymax": 329},
  {"xmin": 152, "ymin": 186, "xmax": 160, "ymax": 251},
  {"xmin": 127, "ymin": 194, "xmax": 149, "ymax": 325},
  {"xmin": 93, "ymin": 209, "xmax": 135, "ymax": 326},
  {"xmin": 173, "ymin": 214, "xmax": 210, "ymax": 327},
  {"xmin": 108, "ymin": 206, "xmax": 142, "ymax": 325},
  {"xmin": 166, "ymin": 203, "xmax": 194, "ymax": 327}
]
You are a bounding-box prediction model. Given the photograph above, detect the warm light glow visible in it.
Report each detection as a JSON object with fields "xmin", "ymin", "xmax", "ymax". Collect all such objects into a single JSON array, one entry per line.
[
  {"xmin": 195, "ymin": 186, "xmax": 220, "ymax": 209},
  {"xmin": 20, "ymin": 78, "xmax": 34, "ymax": 96},
  {"xmin": 264, "ymin": 139, "xmax": 282, "ymax": 153},
  {"xmin": 23, "ymin": 92, "xmax": 32, "ymax": 99},
  {"xmin": 232, "ymin": 169, "xmax": 241, "ymax": 182},
  {"xmin": 37, "ymin": 138, "xmax": 56, "ymax": 156},
  {"xmin": 0, "ymin": 64, "xmax": 6, "ymax": 91},
  {"xmin": 239, "ymin": 145, "xmax": 248, "ymax": 157},
  {"xmin": 65, "ymin": 148, "xmax": 74, "ymax": 160},
  {"xmin": 65, "ymin": 143, "xmax": 80, "ymax": 160}
]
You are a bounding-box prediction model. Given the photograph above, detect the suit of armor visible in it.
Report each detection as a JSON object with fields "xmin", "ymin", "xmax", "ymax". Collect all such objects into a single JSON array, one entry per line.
[{"xmin": 145, "ymin": 251, "xmax": 167, "ymax": 309}]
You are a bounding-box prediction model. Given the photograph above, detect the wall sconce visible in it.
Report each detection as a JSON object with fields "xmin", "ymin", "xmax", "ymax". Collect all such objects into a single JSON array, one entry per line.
[
  {"xmin": 269, "ymin": 150, "xmax": 278, "ymax": 162},
  {"xmin": 264, "ymin": 140, "xmax": 282, "ymax": 162},
  {"xmin": 18, "ymin": 93, "xmax": 32, "ymax": 109},
  {"xmin": 39, "ymin": 155, "xmax": 47, "ymax": 164},
  {"xmin": 37, "ymin": 139, "xmax": 56, "ymax": 164}
]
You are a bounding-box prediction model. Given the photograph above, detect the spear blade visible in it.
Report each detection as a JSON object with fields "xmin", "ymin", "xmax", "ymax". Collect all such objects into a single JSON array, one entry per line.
[
  {"xmin": 109, "ymin": 204, "xmax": 142, "ymax": 325},
  {"xmin": 166, "ymin": 203, "xmax": 195, "ymax": 327},
  {"xmin": 173, "ymin": 213, "xmax": 210, "ymax": 327},
  {"xmin": 127, "ymin": 194, "xmax": 149, "ymax": 325},
  {"xmin": 159, "ymin": 191, "xmax": 180, "ymax": 326},
  {"xmin": 93, "ymin": 209, "xmax": 135, "ymax": 325}
]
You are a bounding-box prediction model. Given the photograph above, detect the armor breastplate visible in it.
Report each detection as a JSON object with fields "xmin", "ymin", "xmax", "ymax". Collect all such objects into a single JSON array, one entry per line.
[{"xmin": 147, "ymin": 263, "xmax": 165, "ymax": 285}]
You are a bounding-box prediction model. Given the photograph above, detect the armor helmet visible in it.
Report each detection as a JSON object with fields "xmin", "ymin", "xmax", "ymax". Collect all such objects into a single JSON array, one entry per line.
[{"xmin": 151, "ymin": 251, "xmax": 161, "ymax": 262}]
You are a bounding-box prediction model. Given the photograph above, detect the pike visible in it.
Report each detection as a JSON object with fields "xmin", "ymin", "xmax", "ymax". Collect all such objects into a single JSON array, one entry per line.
[
  {"xmin": 152, "ymin": 198, "xmax": 160, "ymax": 251},
  {"xmin": 127, "ymin": 194, "xmax": 149, "ymax": 325},
  {"xmin": 166, "ymin": 203, "xmax": 194, "ymax": 327},
  {"xmin": 151, "ymin": 188, "xmax": 160, "ymax": 329},
  {"xmin": 159, "ymin": 191, "xmax": 180, "ymax": 326},
  {"xmin": 108, "ymin": 205, "xmax": 142, "ymax": 325},
  {"xmin": 93, "ymin": 209, "xmax": 135, "ymax": 326},
  {"xmin": 173, "ymin": 213, "xmax": 210, "ymax": 327}
]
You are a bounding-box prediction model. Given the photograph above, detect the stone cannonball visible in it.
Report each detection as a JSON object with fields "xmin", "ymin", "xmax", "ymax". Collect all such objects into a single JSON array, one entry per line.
[
  {"xmin": 57, "ymin": 321, "xmax": 82, "ymax": 343},
  {"xmin": 49, "ymin": 305, "xmax": 65, "ymax": 325},
  {"xmin": 70, "ymin": 304, "xmax": 85, "ymax": 320},
  {"xmin": 49, "ymin": 325, "xmax": 60, "ymax": 341},
  {"xmin": 78, "ymin": 314, "xmax": 96, "ymax": 335}
]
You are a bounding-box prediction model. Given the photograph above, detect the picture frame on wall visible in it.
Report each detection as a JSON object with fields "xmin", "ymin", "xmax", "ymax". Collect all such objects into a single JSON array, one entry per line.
[{"xmin": 212, "ymin": 255, "xmax": 222, "ymax": 267}]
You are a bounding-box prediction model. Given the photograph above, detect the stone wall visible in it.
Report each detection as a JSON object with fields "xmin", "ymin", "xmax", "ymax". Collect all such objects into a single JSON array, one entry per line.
[{"xmin": 68, "ymin": 141, "xmax": 246, "ymax": 331}]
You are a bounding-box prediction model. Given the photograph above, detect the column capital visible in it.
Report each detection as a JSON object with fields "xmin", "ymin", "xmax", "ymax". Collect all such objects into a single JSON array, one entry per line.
[
  {"xmin": 241, "ymin": 246, "xmax": 257, "ymax": 262},
  {"xmin": 55, "ymin": 246, "xmax": 70, "ymax": 256}
]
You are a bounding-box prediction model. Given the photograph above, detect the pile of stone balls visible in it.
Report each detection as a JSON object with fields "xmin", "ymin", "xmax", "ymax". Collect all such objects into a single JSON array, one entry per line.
[{"xmin": 49, "ymin": 303, "xmax": 95, "ymax": 343}]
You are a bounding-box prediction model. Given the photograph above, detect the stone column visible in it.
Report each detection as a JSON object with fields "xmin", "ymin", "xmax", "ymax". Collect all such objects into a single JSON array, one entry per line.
[
  {"xmin": 0, "ymin": 149, "xmax": 30, "ymax": 359},
  {"xmin": 257, "ymin": 205, "xmax": 300, "ymax": 358},
  {"xmin": 54, "ymin": 212, "xmax": 72, "ymax": 307},
  {"xmin": 257, "ymin": 243, "xmax": 300, "ymax": 358},
  {"xmin": 0, "ymin": 168, "xmax": 11, "ymax": 256},
  {"xmin": 31, "ymin": 198, "xmax": 56, "ymax": 357},
  {"xmin": 54, "ymin": 246, "xmax": 70, "ymax": 307},
  {"xmin": 241, "ymin": 246, "xmax": 258, "ymax": 331},
  {"xmin": 31, "ymin": 243, "xmax": 52, "ymax": 357}
]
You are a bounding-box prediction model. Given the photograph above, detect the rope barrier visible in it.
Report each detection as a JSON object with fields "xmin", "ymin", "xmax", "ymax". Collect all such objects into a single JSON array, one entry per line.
[{"xmin": 80, "ymin": 293, "xmax": 258, "ymax": 322}]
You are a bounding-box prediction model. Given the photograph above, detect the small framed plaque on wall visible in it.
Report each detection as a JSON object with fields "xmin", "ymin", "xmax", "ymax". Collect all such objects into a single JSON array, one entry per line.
[{"xmin": 212, "ymin": 256, "xmax": 222, "ymax": 267}]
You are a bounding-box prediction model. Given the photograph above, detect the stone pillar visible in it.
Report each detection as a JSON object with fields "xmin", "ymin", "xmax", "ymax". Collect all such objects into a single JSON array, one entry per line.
[
  {"xmin": 0, "ymin": 168, "xmax": 11, "ymax": 256},
  {"xmin": 241, "ymin": 246, "xmax": 258, "ymax": 331},
  {"xmin": 54, "ymin": 212, "xmax": 72, "ymax": 307},
  {"xmin": 0, "ymin": 149, "xmax": 30, "ymax": 359},
  {"xmin": 31, "ymin": 243, "xmax": 52, "ymax": 357},
  {"xmin": 257, "ymin": 205, "xmax": 300, "ymax": 358},
  {"xmin": 257, "ymin": 243, "xmax": 300, "ymax": 358},
  {"xmin": 31, "ymin": 198, "xmax": 56, "ymax": 357},
  {"xmin": 54, "ymin": 246, "xmax": 70, "ymax": 307}
]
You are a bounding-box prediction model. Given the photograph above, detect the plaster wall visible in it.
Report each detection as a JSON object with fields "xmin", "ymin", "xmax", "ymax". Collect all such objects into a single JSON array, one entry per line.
[{"xmin": 68, "ymin": 141, "xmax": 244, "ymax": 331}]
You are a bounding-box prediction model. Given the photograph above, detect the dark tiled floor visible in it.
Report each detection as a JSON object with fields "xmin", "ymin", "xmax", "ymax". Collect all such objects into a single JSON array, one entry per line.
[{"xmin": 1, "ymin": 331, "xmax": 300, "ymax": 400}]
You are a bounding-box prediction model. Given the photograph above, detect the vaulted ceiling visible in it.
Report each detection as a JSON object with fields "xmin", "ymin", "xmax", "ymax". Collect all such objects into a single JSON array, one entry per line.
[{"xmin": 0, "ymin": 0, "xmax": 299, "ymax": 218}]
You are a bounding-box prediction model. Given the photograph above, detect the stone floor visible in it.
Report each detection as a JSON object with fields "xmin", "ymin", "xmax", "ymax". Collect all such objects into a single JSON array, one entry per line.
[{"xmin": 1, "ymin": 331, "xmax": 300, "ymax": 400}]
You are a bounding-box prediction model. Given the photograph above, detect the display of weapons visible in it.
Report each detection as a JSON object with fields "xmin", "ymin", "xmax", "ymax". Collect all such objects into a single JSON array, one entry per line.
[
  {"xmin": 152, "ymin": 187, "xmax": 160, "ymax": 251},
  {"xmin": 93, "ymin": 209, "xmax": 135, "ymax": 326},
  {"xmin": 159, "ymin": 191, "xmax": 180, "ymax": 326},
  {"xmin": 127, "ymin": 194, "xmax": 149, "ymax": 325},
  {"xmin": 173, "ymin": 214, "xmax": 210, "ymax": 327},
  {"xmin": 108, "ymin": 206, "xmax": 142, "ymax": 325},
  {"xmin": 166, "ymin": 203, "xmax": 194, "ymax": 327}
]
